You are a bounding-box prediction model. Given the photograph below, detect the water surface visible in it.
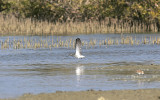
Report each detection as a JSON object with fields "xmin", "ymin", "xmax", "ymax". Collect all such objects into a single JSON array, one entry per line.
[{"xmin": 0, "ymin": 33, "xmax": 160, "ymax": 98}]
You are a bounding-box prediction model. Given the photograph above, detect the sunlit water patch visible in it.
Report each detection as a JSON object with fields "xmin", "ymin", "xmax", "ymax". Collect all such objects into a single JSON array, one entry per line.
[{"xmin": 0, "ymin": 34, "xmax": 160, "ymax": 98}]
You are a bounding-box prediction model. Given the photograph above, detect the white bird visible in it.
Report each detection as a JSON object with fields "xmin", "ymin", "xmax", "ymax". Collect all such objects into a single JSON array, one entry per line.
[{"xmin": 75, "ymin": 38, "xmax": 85, "ymax": 59}]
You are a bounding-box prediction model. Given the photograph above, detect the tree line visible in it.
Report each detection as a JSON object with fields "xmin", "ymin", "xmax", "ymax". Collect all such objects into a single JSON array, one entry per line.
[{"xmin": 0, "ymin": 0, "xmax": 160, "ymax": 31}]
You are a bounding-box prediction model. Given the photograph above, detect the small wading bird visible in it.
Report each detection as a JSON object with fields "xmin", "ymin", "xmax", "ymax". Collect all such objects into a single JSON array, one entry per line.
[{"xmin": 75, "ymin": 38, "xmax": 85, "ymax": 59}]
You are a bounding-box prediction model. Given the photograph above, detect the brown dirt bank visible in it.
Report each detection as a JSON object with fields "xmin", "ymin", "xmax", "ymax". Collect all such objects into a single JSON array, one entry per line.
[{"xmin": 2, "ymin": 89, "xmax": 160, "ymax": 100}]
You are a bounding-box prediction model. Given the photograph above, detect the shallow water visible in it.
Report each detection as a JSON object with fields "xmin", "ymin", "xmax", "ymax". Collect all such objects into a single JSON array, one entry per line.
[{"xmin": 0, "ymin": 33, "xmax": 160, "ymax": 98}]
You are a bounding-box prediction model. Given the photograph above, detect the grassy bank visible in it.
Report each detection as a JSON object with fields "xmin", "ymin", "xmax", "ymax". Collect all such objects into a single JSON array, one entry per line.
[
  {"xmin": 0, "ymin": 15, "xmax": 159, "ymax": 36},
  {"xmin": 0, "ymin": 0, "xmax": 160, "ymax": 35}
]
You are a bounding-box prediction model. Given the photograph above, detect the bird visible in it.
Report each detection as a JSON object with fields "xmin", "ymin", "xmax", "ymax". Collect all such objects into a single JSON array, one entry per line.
[{"xmin": 75, "ymin": 38, "xmax": 85, "ymax": 59}]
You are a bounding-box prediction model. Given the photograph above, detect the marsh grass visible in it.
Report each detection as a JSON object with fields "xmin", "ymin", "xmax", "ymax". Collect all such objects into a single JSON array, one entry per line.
[
  {"xmin": 1, "ymin": 36, "xmax": 160, "ymax": 50},
  {"xmin": 0, "ymin": 15, "xmax": 159, "ymax": 36}
]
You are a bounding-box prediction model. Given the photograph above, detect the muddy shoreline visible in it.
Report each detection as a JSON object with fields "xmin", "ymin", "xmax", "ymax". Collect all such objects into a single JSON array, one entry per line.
[{"xmin": 1, "ymin": 89, "xmax": 159, "ymax": 100}]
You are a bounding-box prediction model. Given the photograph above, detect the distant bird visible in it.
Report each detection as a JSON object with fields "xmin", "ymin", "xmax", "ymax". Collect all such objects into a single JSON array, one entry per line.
[
  {"xmin": 136, "ymin": 70, "xmax": 144, "ymax": 75},
  {"xmin": 75, "ymin": 38, "xmax": 85, "ymax": 59}
]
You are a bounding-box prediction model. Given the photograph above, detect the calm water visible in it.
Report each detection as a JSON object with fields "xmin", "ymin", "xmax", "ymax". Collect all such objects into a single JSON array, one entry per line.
[{"xmin": 0, "ymin": 33, "xmax": 160, "ymax": 98}]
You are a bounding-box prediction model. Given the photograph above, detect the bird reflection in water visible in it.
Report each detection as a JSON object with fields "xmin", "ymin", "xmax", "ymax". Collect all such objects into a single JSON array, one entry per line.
[{"xmin": 75, "ymin": 65, "xmax": 84, "ymax": 87}]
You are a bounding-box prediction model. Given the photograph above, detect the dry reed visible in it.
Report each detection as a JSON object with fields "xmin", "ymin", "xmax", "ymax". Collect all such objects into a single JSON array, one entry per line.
[
  {"xmin": 1, "ymin": 36, "xmax": 160, "ymax": 50},
  {"xmin": 0, "ymin": 15, "xmax": 159, "ymax": 36}
]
